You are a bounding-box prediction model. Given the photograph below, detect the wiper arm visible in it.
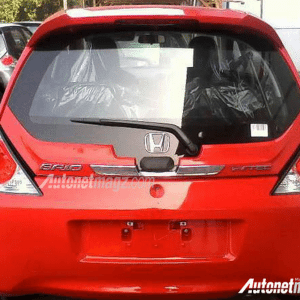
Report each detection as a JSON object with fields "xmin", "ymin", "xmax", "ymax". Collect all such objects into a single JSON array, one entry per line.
[{"xmin": 70, "ymin": 118, "xmax": 199, "ymax": 156}]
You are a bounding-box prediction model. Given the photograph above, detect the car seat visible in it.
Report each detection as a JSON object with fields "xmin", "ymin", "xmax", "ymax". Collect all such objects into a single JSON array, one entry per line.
[{"xmin": 187, "ymin": 35, "xmax": 219, "ymax": 88}]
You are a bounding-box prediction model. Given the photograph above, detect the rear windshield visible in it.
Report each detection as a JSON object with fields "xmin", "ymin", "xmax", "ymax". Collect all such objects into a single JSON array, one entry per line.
[{"xmin": 9, "ymin": 30, "xmax": 300, "ymax": 147}]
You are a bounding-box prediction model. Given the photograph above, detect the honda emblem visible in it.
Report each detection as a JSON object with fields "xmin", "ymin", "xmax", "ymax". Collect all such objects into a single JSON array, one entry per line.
[{"xmin": 144, "ymin": 133, "xmax": 170, "ymax": 153}]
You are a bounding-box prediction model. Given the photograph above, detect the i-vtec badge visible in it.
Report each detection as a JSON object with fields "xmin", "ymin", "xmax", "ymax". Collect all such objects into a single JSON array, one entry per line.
[
  {"xmin": 232, "ymin": 165, "xmax": 272, "ymax": 172},
  {"xmin": 145, "ymin": 133, "xmax": 170, "ymax": 153},
  {"xmin": 40, "ymin": 163, "xmax": 83, "ymax": 171}
]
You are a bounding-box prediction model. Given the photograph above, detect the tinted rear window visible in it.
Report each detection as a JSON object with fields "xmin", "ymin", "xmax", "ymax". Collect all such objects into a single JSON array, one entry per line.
[
  {"xmin": 0, "ymin": 34, "xmax": 6, "ymax": 58},
  {"xmin": 8, "ymin": 30, "xmax": 300, "ymax": 149},
  {"xmin": 3, "ymin": 27, "xmax": 31, "ymax": 59}
]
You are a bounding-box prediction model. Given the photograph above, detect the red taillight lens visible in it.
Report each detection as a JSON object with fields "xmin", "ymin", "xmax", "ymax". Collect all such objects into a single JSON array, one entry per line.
[
  {"xmin": 0, "ymin": 133, "xmax": 40, "ymax": 195},
  {"xmin": 273, "ymin": 157, "xmax": 300, "ymax": 194},
  {"xmin": 0, "ymin": 141, "xmax": 17, "ymax": 183},
  {"xmin": 0, "ymin": 55, "xmax": 15, "ymax": 66}
]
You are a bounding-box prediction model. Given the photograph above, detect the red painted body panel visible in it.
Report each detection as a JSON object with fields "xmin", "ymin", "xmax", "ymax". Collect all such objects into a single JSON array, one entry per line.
[
  {"xmin": 0, "ymin": 179, "xmax": 300, "ymax": 297},
  {"xmin": 0, "ymin": 5, "xmax": 300, "ymax": 299}
]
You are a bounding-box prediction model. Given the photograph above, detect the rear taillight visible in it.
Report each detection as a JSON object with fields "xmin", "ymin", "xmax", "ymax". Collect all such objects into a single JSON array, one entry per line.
[
  {"xmin": 0, "ymin": 133, "xmax": 40, "ymax": 195},
  {"xmin": 0, "ymin": 140, "xmax": 17, "ymax": 183},
  {"xmin": 0, "ymin": 55, "xmax": 15, "ymax": 66},
  {"xmin": 273, "ymin": 156, "xmax": 300, "ymax": 195}
]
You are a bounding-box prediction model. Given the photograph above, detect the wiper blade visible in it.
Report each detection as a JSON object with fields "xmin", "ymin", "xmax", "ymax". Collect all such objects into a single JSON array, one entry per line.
[{"xmin": 70, "ymin": 118, "xmax": 199, "ymax": 156}]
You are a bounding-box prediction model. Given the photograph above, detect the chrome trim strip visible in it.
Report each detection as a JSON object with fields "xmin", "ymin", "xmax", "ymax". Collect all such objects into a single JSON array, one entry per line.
[
  {"xmin": 91, "ymin": 165, "xmax": 139, "ymax": 176},
  {"xmin": 91, "ymin": 164, "xmax": 224, "ymax": 177},
  {"xmin": 177, "ymin": 165, "xmax": 225, "ymax": 176},
  {"xmin": 139, "ymin": 171, "xmax": 178, "ymax": 177}
]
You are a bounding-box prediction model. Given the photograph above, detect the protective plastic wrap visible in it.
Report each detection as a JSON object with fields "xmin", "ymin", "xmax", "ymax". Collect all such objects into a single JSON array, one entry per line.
[
  {"xmin": 31, "ymin": 35, "xmax": 281, "ymax": 130},
  {"xmin": 183, "ymin": 49, "xmax": 278, "ymax": 124},
  {"xmin": 184, "ymin": 80, "xmax": 264, "ymax": 121},
  {"xmin": 32, "ymin": 45, "xmax": 141, "ymax": 120}
]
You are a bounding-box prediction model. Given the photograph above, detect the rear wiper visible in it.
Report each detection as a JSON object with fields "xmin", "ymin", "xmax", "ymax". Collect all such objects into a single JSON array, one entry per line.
[{"xmin": 70, "ymin": 118, "xmax": 199, "ymax": 156}]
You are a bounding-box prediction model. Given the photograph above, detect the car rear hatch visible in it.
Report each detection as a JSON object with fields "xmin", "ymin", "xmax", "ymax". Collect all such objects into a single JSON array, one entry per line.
[{"xmin": 1, "ymin": 6, "xmax": 300, "ymax": 265}]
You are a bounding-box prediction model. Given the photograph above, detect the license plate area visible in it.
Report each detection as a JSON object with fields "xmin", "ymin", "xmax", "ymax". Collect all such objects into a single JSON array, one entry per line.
[{"xmin": 69, "ymin": 220, "xmax": 243, "ymax": 261}]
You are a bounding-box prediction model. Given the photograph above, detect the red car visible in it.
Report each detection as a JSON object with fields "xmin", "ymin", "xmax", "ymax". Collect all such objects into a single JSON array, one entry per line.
[{"xmin": 0, "ymin": 5, "xmax": 300, "ymax": 300}]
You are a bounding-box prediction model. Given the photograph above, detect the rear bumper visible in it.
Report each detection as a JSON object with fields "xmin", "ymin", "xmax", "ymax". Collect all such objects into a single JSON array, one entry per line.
[{"xmin": 0, "ymin": 176, "xmax": 300, "ymax": 298}]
